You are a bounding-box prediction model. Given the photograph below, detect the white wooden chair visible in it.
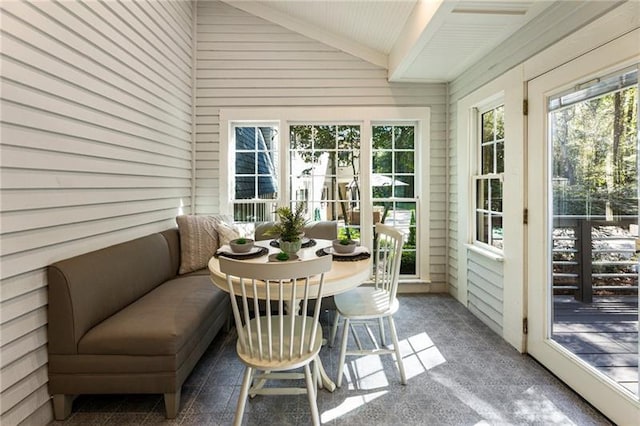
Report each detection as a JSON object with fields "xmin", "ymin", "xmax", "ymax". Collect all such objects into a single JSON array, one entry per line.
[
  {"xmin": 219, "ymin": 255, "xmax": 333, "ymax": 426},
  {"xmin": 329, "ymin": 223, "xmax": 407, "ymax": 387}
]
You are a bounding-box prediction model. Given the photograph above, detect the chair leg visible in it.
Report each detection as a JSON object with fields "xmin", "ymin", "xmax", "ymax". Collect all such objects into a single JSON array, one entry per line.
[
  {"xmin": 336, "ymin": 317, "xmax": 350, "ymax": 388},
  {"xmin": 313, "ymin": 356, "xmax": 321, "ymax": 390},
  {"xmin": 378, "ymin": 317, "xmax": 386, "ymax": 345},
  {"xmin": 329, "ymin": 310, "xmax": 340, "ymax": 347},
  {"xmin": 388, "ymin": 315, "xmax": 406, "ymax": 385},
  {"xmin": 234, "ymin": 367, "xmax": 253, "ymax": 426},
  {"xmin": 304, "ymin": 364, "xmax": 320, "ymax": 426}
]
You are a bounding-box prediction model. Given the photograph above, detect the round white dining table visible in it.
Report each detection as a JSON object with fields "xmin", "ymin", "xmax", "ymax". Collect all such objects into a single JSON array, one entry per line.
[{"xmin": 208, "ymin": 238, "xmax": 372, "ymax": 391}]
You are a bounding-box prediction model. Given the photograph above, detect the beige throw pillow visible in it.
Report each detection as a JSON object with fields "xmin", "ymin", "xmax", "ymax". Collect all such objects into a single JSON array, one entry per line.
[
  {"xmin": 216, "ymin": 220, "xmax": 241, "ymax": 246},
  {"xmin": 176, "ymin": 215, "xmax": 219, "ymax": 274}
]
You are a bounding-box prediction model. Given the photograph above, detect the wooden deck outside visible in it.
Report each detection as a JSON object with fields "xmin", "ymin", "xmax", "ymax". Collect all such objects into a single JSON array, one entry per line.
[{"xmin": 553, "ymin": 295, "xmax": 639, "ymax": 395}]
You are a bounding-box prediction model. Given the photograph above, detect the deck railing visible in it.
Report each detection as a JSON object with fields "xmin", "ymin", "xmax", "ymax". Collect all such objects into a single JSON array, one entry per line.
[{"xmin": 552, "ymin": 216, "xmax": 638, "ymax": 303}]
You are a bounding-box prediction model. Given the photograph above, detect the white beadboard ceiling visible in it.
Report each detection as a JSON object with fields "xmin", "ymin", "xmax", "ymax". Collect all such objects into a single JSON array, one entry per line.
[{"xmin": 221, "ymin": 0, "xmax": 554, "ymax": 82}]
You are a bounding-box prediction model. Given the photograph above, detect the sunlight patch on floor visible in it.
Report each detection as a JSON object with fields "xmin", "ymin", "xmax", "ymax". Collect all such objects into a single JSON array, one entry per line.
[
  {"xmin": 512, "ymin": 387, "xmax": 576, "ymax": 423},
  {"xmin": 344, "ymin": 354, "xmax": 389, "ymax": 389},
  {"xmin": 399, "ymin": 332, "xmax": 446, "ymax": 378},
  {"xmin": 342, "ymin": 332, "xmax": 446, "ymax": 388},
  {"xmin": 320, "ymin": 390, "xmax": 388, "ymax": 423},
  {"xmin": 431, "ymin": 372, "xmax": 510, "ymax": 424}
]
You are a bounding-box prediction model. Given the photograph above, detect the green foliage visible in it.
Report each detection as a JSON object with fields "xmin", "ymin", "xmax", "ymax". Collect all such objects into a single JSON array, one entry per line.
[
  {"xmin": 267, "ymin": 203, "xmax": 308, "ymax": 242},
  {"xmin": 400, "ymin": 251, "xmax": 416, "ymax": 275},
  {"xmin": 551, "ymin": 86, "xmax": 637, "ymax": 217},
  {"xmin": 276, "ymin": 251, "xmax": 290, "ymax": 261},
  {"xmin": 338, "ymin": 227, "xmax": 360, "ymax": 241},
  {"xmin": 339, "ymin": 238, "xmax": 352, "ymax": 245},
  {"xmin": 408, "ymin": 210, "xmax": 416, "ymax": 247},
  {"xmin": 235, "ymin": 237, "xmax": 247, "ymax": 244}
]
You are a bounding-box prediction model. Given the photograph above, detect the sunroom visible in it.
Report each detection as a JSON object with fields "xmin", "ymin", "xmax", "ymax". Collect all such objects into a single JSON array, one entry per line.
[{"xmin": 0, "ymin": 0, "xmax": 638, "ymax": 425}]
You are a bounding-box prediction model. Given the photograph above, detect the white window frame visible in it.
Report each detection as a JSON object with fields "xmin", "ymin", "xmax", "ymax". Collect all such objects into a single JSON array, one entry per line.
[
  {"xmin": 220, "ymin": 107, "xmax": 431, "ymax": 283},
  {"xmin": 472, "ymin": 103, "xmax": 505, "ymax": 253},
  {"xmin": 228, "ymin": 122, "xmax": 280, "ymax": 223}
]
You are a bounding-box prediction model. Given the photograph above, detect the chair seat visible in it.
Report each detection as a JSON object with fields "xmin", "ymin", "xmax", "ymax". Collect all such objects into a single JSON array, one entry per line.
[
  {"xmin": 237, "ymin": 315, "xmax": 323, "ymax": 371},
  {"xmin": 334, "ymin": 287, "xmax": 399, "ymax": 319}
]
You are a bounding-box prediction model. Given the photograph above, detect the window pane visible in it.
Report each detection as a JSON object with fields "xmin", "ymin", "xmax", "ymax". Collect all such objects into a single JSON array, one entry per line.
[
  {"xmin": 290, "ymin": 125, "xmax": 312, "ymax": 150},
  {"xmin": 495, "ymin": 106, "xmax": 504, "ymax": 140},
  {"xmin": 496, "ymin": 141, "xmax": 504, "ymax": 173},
  {"xmin": 491, "ymin": 215, "xmax": 503, "ymax": 249},
  {"xmin": 400, "ymin": 249, "xmax": 416, "ymax": 275},
  {"xmin": 476, "ymin": 179, "xmax": 489, "ymax": 210},
  {"xmin": 235, "ymin": 176, "xmax": 255, "ymax": 199},
  {"xmin": 394, "ymin": 126, "xmax": 414, "ymax": 149},
  {"xmin": 373, "ymin": 125, "xmax": 392, "ymax": 149},
  {"xmin": 374, "ymin": 183, "xmax": 392, "ymax": 198},
  {"xmin": 476, "ymin": 212, "xmax": 489, "ymax": 243},
  {"xmin": 236, "ymin": 152, "xmax": 255, "ymax": 174},
  {"xmin": 315, "ymin": 125, "xmax": 336, "ymax": 150},
  {"xmin": 235, "ymin": 127, "xmax": 256, "ymax": 150},
  {"xmin": 490, "ymin": 179, "xmax": 502, "ymax": 212},
  {"xmin": 482, "ymin": 109, "xmax": 494, "ymax": 143},
  {"xmin": 338, "ymin": 125, "xmax": 360, "ymax": 150},
  {"xmin": 372, "ymin": 151, "xmax": 392, "ymax": 173},
  {"xmin": 394, "ymin": 176, "xmax": 414, "ymax": 197},
  {"xmin": 482, "ymin": 144, "xmax": 494, "ymax": 174},
  {"xmin": 395, "ymin": 151, "xmax": 414, "ymax": 173}
]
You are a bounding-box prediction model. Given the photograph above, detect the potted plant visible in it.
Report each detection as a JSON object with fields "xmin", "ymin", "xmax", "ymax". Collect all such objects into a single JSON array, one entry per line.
[{"xmin": 267, "ymin": 203, "xmax": 307, "ymax": 254}]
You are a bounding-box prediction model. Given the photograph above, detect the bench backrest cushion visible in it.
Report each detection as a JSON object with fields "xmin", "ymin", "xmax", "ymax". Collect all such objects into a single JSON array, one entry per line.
[{"xmin": 48, "ymin": 233, "xmax": 175, "ymax": 354}]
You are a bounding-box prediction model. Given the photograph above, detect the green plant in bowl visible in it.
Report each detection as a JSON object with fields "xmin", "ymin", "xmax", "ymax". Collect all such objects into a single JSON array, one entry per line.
[
  {"xmin": 276, "ymin": 251, "xmax": 290, "ymax": 261},
  {"xmin": 229, "ymin": 238, "xmax": 254, "ymax": 253},
  {"xmin": 332, "ymin": 238, "xmax": 356, "ymax": 254}
]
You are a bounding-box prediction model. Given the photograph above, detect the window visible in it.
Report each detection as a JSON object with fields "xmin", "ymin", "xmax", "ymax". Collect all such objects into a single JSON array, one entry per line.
[
  {"xmin": 220, "ymin": 107, "xmax": 430, "ymax": 280},
  {"xmin": 474, "ymin": 105, "xmax": 504, "ymax": 250},
  {"xmin": 372, "ymin": 125, "xmax": 418, "ymax": 274},
  {"xmin": 230, "ymin": 124, "xmax": 279, "ymax": 223},
  {"xmin": 289, "ymin": 124, "xmax": 361, "ymax": 240}
]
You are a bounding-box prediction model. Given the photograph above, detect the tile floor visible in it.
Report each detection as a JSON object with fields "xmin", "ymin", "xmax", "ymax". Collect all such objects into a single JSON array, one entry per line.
[{"xmin": 50, "ymin": 294, "xmax": 612, "ymax": 425}]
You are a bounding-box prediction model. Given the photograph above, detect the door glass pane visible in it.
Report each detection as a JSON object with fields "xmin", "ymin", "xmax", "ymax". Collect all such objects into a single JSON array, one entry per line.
[
  {"xmin": 289, "ymin": 124, "xmax": 360, "ymax": 240},
  {"xmin": 372, "ymin": 124, "xmax": 419, "ymax": 276},
  {"xmin": 549, "ymin": 69, "xmax": 638, "ymax": 396}
]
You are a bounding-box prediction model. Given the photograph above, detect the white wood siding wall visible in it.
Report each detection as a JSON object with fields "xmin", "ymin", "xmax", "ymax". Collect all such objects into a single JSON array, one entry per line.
[
  {"xmin": 195, "ymin": 0, "xmax": 448, "ymax": 287},
  {"xmin": 0, "ymin": 1, "xmax": 193, "ymax": 424},
  {"xmin": 467, "ymin": 252, "xmax": 503, "ymax": 334},
  {"xmin": 446, "ymin": 1, "xmax": 621, "ymax": 321}
]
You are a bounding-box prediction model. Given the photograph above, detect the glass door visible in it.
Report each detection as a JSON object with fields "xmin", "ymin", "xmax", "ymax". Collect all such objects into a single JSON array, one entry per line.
[{"xmin": 527, "ymin": 35, "xmax": 639, "ymax": 424}]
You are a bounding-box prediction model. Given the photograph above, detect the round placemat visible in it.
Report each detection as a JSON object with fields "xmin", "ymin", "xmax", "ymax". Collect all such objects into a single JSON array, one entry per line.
[
  {"xmin": 214, "ymin": 246, "xmax": 269, "ymax": 260},
  {"xmin": 315, "ymin": 248, "xmax": 371, "ymax": 262}
]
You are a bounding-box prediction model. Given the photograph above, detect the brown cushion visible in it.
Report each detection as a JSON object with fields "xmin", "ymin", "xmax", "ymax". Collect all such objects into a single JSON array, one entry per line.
[
  {"xmin": 78, "ymin": 275, "xmax": 227, "ymax": 356},
  {"xmin": 176, "ymin": 215, "xmax": 219, "ymax": 274}
]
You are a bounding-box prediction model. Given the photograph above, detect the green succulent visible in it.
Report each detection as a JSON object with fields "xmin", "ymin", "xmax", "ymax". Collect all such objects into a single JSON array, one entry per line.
[
  {"xmin": 276, "ymin": 251, "xmax": 290, "ymax": 261},
  {"xmin": 339, "ymin": 238, "xmax": 353, "ymax": 245}
]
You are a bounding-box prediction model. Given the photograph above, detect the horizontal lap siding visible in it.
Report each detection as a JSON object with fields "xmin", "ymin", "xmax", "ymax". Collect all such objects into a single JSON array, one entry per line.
[
  {"xmin": 0, "ymin": 1, "xmax": 193, "ymax": 424},
  {"xmin": 467, "ymin": 251, "xmax": 504, "ymax": 334},
  {"xmin": 196, "ymin": 0, "xmax": 448, "ymax": 286}
]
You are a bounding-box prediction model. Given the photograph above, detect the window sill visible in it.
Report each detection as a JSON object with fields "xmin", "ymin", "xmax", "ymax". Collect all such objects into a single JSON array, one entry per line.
[{"xmin": 465, "ymin": 244, "xmax": 504, "ymax": 262}]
